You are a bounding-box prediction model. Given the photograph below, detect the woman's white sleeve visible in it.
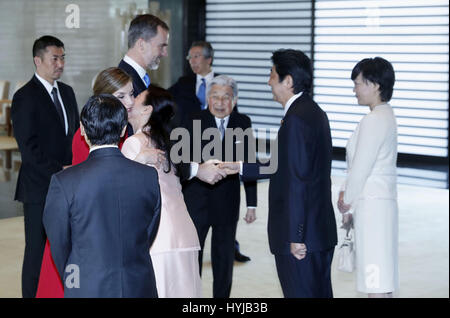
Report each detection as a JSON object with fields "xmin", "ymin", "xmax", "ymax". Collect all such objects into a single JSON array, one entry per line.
[{"xmin": 121, "ymin": 136, "xmax": 141, "ymax": 161}]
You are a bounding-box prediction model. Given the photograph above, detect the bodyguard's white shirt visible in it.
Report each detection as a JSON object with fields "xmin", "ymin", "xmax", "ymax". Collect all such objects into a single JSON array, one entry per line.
[
  {"xmin": 123, "ymin": 55, "xmax": 147, "ymax": 86},
  {"xmin": 35, "ymin": 72, "xmax": 68, "ymax": 135}
]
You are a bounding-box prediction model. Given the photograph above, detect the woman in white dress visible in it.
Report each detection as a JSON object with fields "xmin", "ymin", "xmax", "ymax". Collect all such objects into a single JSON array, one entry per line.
[
  {"xmin": 121, "ymin": 85, "xmax": 202, "ymax": 298},
  {"xmin": 337, "ymin": 57, "xmax": 399, "ymax": 298}
]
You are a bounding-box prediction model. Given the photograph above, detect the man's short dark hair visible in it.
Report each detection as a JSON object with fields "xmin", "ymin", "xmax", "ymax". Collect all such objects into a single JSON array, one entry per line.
[
  {"xmin": 271, "ymin": 49, "xmax": 312, "ymax": 94},
  {"xmin": 32, "ymin": 35, "xmax": 64, "ymax": 58},
  {"xmin": 351, "ymin": 57, "xmax": 395, "ymax": 102},
  {"xmin": 127, "ymin": 14, "xmax": 169, "ymax": 49},
  {"xmin": 80, "ymin": 94, "xmax": 128, "ymax": 146},
  {"xmin": 190, "ymin": 41, "xmax": 214, "ymax": 64}
]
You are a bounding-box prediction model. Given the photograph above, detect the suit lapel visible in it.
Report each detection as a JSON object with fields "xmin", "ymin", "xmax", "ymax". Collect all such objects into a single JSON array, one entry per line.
[
  {"xmin": 58, "ymin": 83, "xmax": 75, "ymax": 133},
  {"xmin": 32, "ymin": 76, "xmax": 66, "ymax": 133}
]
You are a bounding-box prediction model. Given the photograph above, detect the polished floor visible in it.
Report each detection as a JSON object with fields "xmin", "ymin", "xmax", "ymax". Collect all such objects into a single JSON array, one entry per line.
[{"xmin": 0, "ymin": 169, "xmax": 448, "ymax": 298}]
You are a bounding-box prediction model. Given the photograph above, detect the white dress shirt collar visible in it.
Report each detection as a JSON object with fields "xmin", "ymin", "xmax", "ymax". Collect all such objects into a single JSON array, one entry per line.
[
  {"xmin": 35, "ymin": 72, "xmax": 59, "ymax": 95},
  {"xmin": 89, "ymin": 145, "xmax": 119, "ymax": 153},
  {"xmin": 196, "ymin": 70, "xmax": 214, "ymax": 84},
  {"xmin": 283, "ymin": 91, "xmax": 303, "ymax": 116},
  {"xmin": 214, "ymin": 114, "xmax": 230, "ymax": 129},
  {"xmin": 196, "ymin": 70, "xmax": 214, "ymax": 93},
  {"xmin": 124, "ymin": 55, "xmax": 147, "ymax": 84}
]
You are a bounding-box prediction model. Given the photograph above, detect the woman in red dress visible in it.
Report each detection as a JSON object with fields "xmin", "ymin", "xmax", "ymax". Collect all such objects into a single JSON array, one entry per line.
[{"xmin": 35, "ymin": 67, "xmax": 163, "ymax": 297}]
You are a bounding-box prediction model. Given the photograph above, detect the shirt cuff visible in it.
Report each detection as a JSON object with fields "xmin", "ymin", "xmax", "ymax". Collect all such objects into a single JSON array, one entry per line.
[
  {"xmin": 247, "ymin": 206, "xmax": 257, "ymax": 209},
  {"xmin": 239, "ymin": 161, "xmax": 243, "ymax": 175},
  {"xmin": 189, "ymin": 162, "xmax": 199, "ymax": 180}
]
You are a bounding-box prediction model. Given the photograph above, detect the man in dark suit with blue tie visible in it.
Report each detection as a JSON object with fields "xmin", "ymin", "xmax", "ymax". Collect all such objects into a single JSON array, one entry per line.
[
  {"xmin": 43, "ymin": 94, "xmax": 161, "ymax": 297},
  {"xmin": 221, "ymin": 49, "xmax": 337, "ymax": 298},
  {"xmin": 169, "ymin": 41, "xmax": 215, "ymax": 128},
  {"xmin": 11, "ymin": 35, "xmax": 79, "ymax": 298},
  {"xmin": 118, "ymin": 14, "xmax": 169, "ymax": 98}
]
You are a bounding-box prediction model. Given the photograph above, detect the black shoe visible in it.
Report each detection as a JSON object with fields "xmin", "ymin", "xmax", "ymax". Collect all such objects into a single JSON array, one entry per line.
[{"xmin": 235, "ymin": 251, "xmax": 251, "ymax": 262}]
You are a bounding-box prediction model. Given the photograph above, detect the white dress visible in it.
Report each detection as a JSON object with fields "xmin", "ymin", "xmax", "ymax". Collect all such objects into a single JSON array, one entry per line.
[
  {"xmin": 342, "ymin": 104, "xmax": 399, "ymax": 294},
  {"xmin": 121, "ymin": 131, "xmax": 202, "ymax": 298}
]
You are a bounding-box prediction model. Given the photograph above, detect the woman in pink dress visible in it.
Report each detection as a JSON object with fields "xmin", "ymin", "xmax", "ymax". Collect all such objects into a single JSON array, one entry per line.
[{"xmin": 121, "ymin": 85, "xmax": 202, "ymax": 298}]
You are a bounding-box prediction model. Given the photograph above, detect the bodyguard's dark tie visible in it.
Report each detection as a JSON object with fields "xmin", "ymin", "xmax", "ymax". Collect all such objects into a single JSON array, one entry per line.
[
  {"xmin": 197, "ymin": 78, "xmax": 206, "ymax": 110},
  {"xmin": 51, "ymin": 87, "xmax": 65, "ymax": 127}
]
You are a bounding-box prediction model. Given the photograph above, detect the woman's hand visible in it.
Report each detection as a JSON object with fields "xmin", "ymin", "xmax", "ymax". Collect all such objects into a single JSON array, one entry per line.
[
  {"xmin": 337, "ymin": 191, "xmax": 351, "ymax": 214},
  {"xmin": 135, "ymin": 148, "xmax": 166, "ymax": 168},
  {"xmin": 341, "ymin": 212, "xmax": 353, "ymax": 232}
]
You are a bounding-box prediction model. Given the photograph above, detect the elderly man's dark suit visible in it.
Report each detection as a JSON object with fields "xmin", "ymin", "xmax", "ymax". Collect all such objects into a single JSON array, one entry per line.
[
  {"xmin": 11, "ymin": 75, "xmax": 79, "ymax": 298},
  {"xmin": 241, "ymin": 93, "xmax": 337, "ymax": 298},
  {"xmin": 182, "ymin": 109, "xmax": 256, "ymax": 298},
  {"xmin": 43, "ymin": 147, "xmax": 161, "ymax": 297}
]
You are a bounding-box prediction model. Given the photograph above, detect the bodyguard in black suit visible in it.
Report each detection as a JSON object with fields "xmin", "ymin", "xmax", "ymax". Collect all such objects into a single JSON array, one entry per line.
[
  {"xmin": 182, "ymin": 75, "xmax": 257, "ymax": 298},
  {"xmin": 222, "ymin": 50, "xmax": 338, "ymax": 298},
  {"xmin": 11, "ymin": 36, "xmax": 79, "ymax": 298},
  {"xmin": 43, "ymin": 94, "xmax": 161, "ymax": 297}
]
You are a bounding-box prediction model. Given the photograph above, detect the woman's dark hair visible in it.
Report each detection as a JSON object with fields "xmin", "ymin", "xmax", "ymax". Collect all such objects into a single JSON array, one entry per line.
[
  {"xmin": 351, "ymin": 57, "xmax": 395, "ymax": 102},
  {"xmin": 271, "ymin": 49, "xmax": 313, "ymax": 94},
  {"xmin": 80, "ymin": 94, "xmax": 128, "ymax": 146},
  {"xmin": 142, "ymin": 85, "xmax": 176, "ymax": 175}
]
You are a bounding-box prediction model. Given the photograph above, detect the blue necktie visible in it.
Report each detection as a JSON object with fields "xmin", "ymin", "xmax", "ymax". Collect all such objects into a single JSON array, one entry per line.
[
  {"xmin": 197, "ymin": 78, "xmax": 206, "ymax": 110},
  {"xmin": 143, "ymin": 73, "xmax": 150, "ymax": 87}
]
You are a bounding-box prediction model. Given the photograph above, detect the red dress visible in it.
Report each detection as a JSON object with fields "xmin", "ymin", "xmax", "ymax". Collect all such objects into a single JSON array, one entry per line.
[{"xmin": 35, "ymin": 128, "xmax": 128, "ymax": 297}]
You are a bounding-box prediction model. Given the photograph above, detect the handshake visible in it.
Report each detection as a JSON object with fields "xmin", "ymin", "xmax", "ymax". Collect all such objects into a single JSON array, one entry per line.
[{"xmin": 196, "ymin": 159, "xmax": 241, "ymax": 185}]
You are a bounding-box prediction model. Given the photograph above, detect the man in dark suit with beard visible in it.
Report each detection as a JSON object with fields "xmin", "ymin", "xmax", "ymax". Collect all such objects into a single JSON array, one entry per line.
[
  {"xmin": 182, "ymin": 75, "xmax": 257, "ymax": 298},
  {"xmin": 11, "ymin": 35, "xmax": 79, "ymax": 298},
  {"xmin": 118, "ymin": 14, "xmax": 169, "ymax": 98},
  {"xmin": 220, "ymin": 49, "xmax": 338, "ymax": 298},
  {"xmin": 43, "ymin": 94, "xmax": 161, "ymax": 297}
]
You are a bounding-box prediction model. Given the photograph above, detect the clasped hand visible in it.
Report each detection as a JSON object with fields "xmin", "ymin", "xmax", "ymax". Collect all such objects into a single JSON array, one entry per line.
[{"xmin": 196, "ymin": 160, "xmax": 240, "ymax": 185}]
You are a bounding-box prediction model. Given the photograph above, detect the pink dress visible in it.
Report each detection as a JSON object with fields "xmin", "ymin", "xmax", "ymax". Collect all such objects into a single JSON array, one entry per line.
[{"xmin": 121, "ymin": 131, "xmax": 202, "ymax": 298}]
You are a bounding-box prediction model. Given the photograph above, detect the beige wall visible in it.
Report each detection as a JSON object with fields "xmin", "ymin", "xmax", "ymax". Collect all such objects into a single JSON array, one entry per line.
[{"xmin": 0, "ymin": 0, "xmax": 174, "ymax": 110}]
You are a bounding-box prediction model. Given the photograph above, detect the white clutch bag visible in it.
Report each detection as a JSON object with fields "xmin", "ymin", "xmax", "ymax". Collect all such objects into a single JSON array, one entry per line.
[{"xmin": 337, "ymin": 229, "xmax": 355, "ymax": 273}]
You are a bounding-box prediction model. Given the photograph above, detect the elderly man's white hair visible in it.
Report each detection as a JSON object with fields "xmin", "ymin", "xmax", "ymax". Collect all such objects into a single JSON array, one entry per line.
[{"xmin": 207, "ymin": 75, "xmax": 238, "ymax": 103}]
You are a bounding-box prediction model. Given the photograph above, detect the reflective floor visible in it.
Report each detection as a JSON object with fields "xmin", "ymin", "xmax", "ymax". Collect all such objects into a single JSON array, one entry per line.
[{"xmin": 0, "ymin": 163, "xmax": 448, "ymax": 298}]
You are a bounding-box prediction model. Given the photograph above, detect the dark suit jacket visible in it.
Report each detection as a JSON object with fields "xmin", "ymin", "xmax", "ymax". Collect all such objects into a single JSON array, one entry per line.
[
  {"xmin": 11, "ymin": 75, "xmax": 79, "ymax": 204},
  {"xmin": 43, "ymin": 147, "xmax": 161, "ymax": 298},
  {"xmin": 241, "ymin": 93, "xmax": 337, "ymax": 254},
  {"xmin": 118, "ymin": 59, "xmax": 147, "ymax": 97},
  {"xmin": 182, "ymin": 110, "xmax": 256, "ymax": 225}
]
